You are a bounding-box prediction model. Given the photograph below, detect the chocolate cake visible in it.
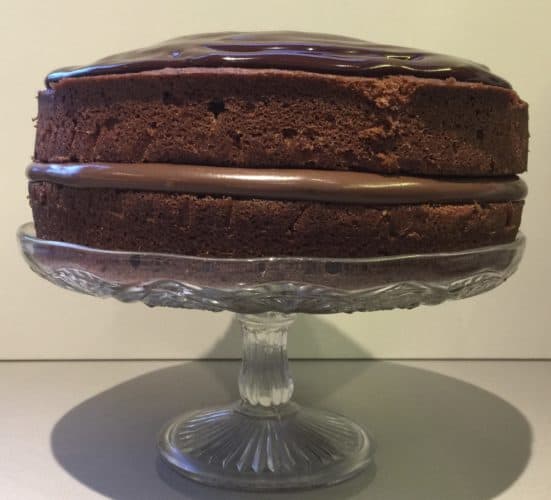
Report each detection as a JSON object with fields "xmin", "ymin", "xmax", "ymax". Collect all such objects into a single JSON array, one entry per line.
[{"xmin": 28, "ymin": 31, "xmax": 528, "ymax": 257}]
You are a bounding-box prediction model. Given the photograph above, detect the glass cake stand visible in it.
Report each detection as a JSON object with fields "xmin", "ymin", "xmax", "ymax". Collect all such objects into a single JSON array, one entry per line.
[{"xmin": 17, "ymin": 222, "xmax": 525, "ymax": 491}]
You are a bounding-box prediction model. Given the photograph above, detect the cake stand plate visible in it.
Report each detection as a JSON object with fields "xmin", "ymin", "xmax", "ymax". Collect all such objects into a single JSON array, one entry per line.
[{"xmin": 17, "ymin": 223, "xmax": 525, "ymax": 491}]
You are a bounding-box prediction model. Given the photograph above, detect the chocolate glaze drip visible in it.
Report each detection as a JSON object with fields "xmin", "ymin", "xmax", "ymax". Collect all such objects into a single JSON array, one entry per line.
[
  {"xmin": 27, "ymin": 162, "xmax": 527, "ymax": 205},
  {"xmin": 46, "ymin": 31, "xmax": 510, "ymax": 88}
]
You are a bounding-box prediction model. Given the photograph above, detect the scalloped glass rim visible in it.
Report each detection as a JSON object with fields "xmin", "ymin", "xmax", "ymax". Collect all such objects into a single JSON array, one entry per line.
[
  {"xmin": 17, "ymin": 221, "xmax": 526, "ymax": 314},
  {"xmin": 17, "ymin": 221, "xmax": 525, "ymax": 265}
]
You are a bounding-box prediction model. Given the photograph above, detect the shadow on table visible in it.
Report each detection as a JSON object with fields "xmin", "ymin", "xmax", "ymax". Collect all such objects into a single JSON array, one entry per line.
[{"xmin": 51, "ymin": 315, "xmax": 532, "ymax": 500}]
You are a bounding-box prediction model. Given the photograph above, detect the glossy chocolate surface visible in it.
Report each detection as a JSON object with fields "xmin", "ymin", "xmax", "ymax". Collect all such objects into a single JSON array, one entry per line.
[
  {"xmin": 27, "ymin": 162, "xmax": 527, "ymax": 204},
  {"xmin": 46, "ymin": 31, "xmax": 510, "ymax": 88}
]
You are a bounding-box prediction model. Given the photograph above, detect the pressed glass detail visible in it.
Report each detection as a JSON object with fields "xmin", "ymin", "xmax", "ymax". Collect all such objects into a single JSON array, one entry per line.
[
  {"xmin": 238, "ymin": 312, "xmax": 295, "ymax": 407},
  {"xmin": 158, "ymin": 312, "xmax": 373, "ymax": 490},
  {"xmin": 17, "ymin": 222, "xmax": 524, "ymax": 491}
]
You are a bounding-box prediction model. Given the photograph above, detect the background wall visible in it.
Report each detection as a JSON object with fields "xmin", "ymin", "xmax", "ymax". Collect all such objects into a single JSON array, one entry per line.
[{"xmin": 1, "ymin": 0, "xmax": 549, "ymax": 359}]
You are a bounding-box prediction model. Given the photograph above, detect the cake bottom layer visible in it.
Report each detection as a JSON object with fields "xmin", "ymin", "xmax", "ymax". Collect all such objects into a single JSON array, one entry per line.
[{"xmin": 29, "ymin": 182, "xmax": 523, "ymax": 258}]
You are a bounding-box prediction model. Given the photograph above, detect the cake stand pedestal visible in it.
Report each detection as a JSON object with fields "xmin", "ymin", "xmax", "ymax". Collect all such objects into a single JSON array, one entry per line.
[{"xmin": 17, "ymin": 223, "xmax": 524, "ymax": 491}]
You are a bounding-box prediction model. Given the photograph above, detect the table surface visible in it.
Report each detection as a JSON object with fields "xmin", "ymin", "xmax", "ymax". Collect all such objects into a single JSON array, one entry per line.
[{"xmin": 1, "ymin": 359, "xmax": 549, "ymax": 500}]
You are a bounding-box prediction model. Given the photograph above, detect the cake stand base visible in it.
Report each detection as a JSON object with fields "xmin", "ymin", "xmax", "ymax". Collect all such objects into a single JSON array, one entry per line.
[
  {"xmin": 159, "ymin": 402, "xmax": 372, "ymax": 491},
  {"xmin": 158, "ymin": 312, "xmax": 373, "ymax": 490}
]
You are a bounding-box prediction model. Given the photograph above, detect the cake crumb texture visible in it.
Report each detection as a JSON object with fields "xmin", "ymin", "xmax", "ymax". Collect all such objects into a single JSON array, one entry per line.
[
  {"xmin": 29, "ymin": 182, "xmax": 523, "ymax": 257},
  {"xmin": 35, "ymin": 69, "xmax": 528, "ymax": 176}
]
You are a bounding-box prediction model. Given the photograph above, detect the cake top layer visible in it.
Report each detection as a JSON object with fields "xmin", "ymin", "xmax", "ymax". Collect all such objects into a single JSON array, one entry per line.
[{"xmin": 46, "ymin": 31, "xmax": 510, "ymax": 88}]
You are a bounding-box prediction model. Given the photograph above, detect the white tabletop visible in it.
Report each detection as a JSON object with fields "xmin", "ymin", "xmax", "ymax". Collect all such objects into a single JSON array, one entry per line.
[{"xmin": 0, "ymin": 360, "xmax": 549, "ymax": 499}]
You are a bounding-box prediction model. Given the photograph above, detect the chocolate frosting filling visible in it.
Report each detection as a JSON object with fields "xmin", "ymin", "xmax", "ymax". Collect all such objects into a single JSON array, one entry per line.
[
  {"xmin": 46, "ymin": 31, "xmax": 510, "ymax": 88},
  {"xmin": 27, "ymin": 162, "xmax": 527, "ymax": 205}
]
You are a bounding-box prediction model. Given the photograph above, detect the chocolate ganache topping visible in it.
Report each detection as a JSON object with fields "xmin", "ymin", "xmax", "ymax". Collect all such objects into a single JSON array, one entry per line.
[
  {"xmin": 46, "ymin": 31, "xmax": 510, "ymax": 88},
  {"xmin": 27, "ymin": 163, "xmax": 527, "ymax": 205}
]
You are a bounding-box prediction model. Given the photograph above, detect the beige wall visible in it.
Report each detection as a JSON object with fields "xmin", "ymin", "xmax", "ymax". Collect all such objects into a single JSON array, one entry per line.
[{"xmin": 1, "ymin": 0, "xmax": 550, "ymax": 359}]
